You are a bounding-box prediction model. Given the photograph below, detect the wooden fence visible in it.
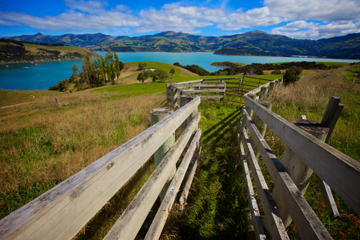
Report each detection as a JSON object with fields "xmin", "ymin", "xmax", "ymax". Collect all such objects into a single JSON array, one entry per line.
[
  {"xmin": 0, "ymin": 96, "xmax": 201, "ymax": 240},
  {"xmin": 167, "ymin": 75, "xmax": 271, "ymax": 107},
  {"xmin": 239, "ymin": 79, "xmax": 360, "ymax": 240},
  {"xmin": 2, "ymin": 76, "xmax": 359, "ymax": 240}
]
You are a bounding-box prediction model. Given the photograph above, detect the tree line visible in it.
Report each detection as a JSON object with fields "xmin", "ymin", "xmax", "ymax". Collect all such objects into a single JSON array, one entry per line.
[{"xmin": 49, "ymin": 52, "xmax": 124, "ymax": 91}]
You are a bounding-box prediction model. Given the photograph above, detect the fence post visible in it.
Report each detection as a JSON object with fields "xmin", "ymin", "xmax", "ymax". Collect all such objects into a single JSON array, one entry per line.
[
  {"xmin": 272, "ymin": 117, "xmax": 329, "ymax": 227},
  {"xmin": 259, "ymin": 86, "xmax": 268, "ymax": 100},
  {"xmin": 268, "ymin": 82, "xmax": 275, "ymax": 94},
  {"xmin": 318, "ymin": 96, "xmax": 343, "ymax": 218},
  {"xmin": 150, "ymin": 107, "xmax": 176, "ymax": 200}
]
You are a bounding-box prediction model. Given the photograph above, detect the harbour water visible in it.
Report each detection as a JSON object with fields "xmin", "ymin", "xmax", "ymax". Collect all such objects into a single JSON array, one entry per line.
[{"xmin": 0, "ymin": 52, "xmax": 358, "ymax": 90}]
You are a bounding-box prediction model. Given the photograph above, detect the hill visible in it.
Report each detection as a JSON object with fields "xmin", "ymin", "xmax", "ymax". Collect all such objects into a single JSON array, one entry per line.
[
  {"xmin": 9, "ymin": 31, "xmax": 360, "ymax": 59},
  {"xmin": 0, "ymin": 39, "xmax": 96, "ymax": 64}
]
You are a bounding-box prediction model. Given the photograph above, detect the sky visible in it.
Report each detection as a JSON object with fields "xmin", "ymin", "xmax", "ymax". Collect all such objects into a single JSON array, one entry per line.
[{"xmin": 0, "ymin": 0, "xmax": 359, "ymax": 39}]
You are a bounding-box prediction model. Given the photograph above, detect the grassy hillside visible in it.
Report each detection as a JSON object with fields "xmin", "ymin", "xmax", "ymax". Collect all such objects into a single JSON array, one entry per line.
[
  {"xmin": 11, "ymin": 31, "xmax": 360, "ymax": 59},
  {"xmin": 0, "ymin": 39, "xmax": 95, "ymax": 63},
  {"xmin": 265, "ymin": 65, "xmax": 360, "ymax": 239}
]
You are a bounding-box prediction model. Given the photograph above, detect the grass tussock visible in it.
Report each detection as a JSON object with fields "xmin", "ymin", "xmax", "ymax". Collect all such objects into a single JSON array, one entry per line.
[
  {"xmin": 266, "ymin": 66, "xmax": 360, "ymax": 239},
  {"xmin": 0, "ymin": 91, "xmax": 165, "ymax": 219}
]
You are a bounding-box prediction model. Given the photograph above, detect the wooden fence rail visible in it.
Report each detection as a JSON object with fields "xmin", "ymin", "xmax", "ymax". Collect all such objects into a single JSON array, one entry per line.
[
  {"xmin": 0, "ymin": 96, "xmax": 201, "ymax": 240},
  {"xmin": 239, "ymin": 78, "xmax": 360, "ymax": 240}
]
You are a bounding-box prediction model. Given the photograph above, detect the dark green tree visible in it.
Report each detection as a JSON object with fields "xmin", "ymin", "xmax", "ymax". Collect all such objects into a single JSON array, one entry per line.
[
  {"xmin": 283, "ymin": 67, "xmax": 302, "ymax": 85},
  {"xmin": 69, "ymin": 64, "xmax": 79, "ymax": 83},
  {"xmin": 137, "ymin": 71, "xmax": 147, "ymax": 83},
  {"xmin": 169, "ymin": 68, "xmax": 175, "ymax": 75},
  {"xmin": 138, "ymin": 62, "xmax": 147, "ymax": 70}
]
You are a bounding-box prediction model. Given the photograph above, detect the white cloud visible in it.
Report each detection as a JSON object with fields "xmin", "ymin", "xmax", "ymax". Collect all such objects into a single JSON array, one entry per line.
[
  {"xmin": 265, "ymin": 0, "xmax": 360, "ymax": 21},
  {"xmin": 0, "ymin": 0, "xmax": 359, "ymax": 38},
  {"xmin": 0, "ymin": 6, "xmax": 139, "ymax": 31},
  {"xmin": 64, "ymin": 0, "xmax": 107, "ymax": 13},
  {"xmin": 218, "ymin": 7, "xmax": 283, "ymax": 30},
  {"xmin": 272, "ymin": 20, "xmax": 360, "ymax": 39}
]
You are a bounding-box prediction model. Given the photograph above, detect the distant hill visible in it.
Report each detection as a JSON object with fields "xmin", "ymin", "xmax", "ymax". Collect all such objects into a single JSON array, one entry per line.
[
  {"xmin": 8, "ymin": 31, "xmax": 360, "ymax": 59},
  {"xmin": 0, "ymin": 39, "xmax": 96, "ymax": 63}
]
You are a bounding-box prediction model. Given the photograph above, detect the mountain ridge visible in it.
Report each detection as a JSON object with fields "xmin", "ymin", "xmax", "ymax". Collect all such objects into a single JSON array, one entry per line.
[{"xmin": 5, "ymin": 31, "xmax": 360, "ymax": 59}]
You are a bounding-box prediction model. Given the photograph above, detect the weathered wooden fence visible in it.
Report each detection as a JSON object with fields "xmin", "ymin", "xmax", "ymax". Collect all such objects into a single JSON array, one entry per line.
[
  {"xmin": 2, "ymin": 76, "xmax": 359, "ymax": 240},
  {"xmin": 0, "ymin": 95, "xmax": 201, "ymax": 240},
  {"xmin": 239, "ymin": 79, "xmax": 360, "ymax": 240},
  {"xmin": 167, "ymin": 75, "xmax": 271, "ymax": 107}
]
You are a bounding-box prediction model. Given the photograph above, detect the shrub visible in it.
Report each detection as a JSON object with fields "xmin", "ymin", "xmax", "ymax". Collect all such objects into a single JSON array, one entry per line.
[
  {"xmin": 283, "ymin": 67, "xmax": 302, "ymax": 85},
  {"xmin": 271, "ymin": 69, "xmax": 282, "ymax": 74},
  {"xmin": 137, "ymin": 62, "xmax": 147, "ymax": 70}
]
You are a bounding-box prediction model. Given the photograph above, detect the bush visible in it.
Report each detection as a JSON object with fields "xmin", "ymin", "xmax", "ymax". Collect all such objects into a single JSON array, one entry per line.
[
  {"xmin": 151, "ymin": 69, "xmax": 169, "ymax": 82},
  {"xmin": 137, "ymin": 62, "xmax": 147, "ymax": 70},
  {"xmin": 271, "ymin": 69, "xmax": 282, "ymax": 74},
  {"xmin": 283, "ymin": 67, "xmax": 302, "ymax": 85},
  {"xmin": 183, "ymin": 64, "xmax": 209, "ymax": 76}
]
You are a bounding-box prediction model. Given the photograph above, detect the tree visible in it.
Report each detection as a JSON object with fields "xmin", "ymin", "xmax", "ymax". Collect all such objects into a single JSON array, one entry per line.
[
  {"xmin": 69, "ymin": 64, "xmax": 79, "ymax": 83},
  {"xmin": 283, "ymin": 67, "xmax": 302, "ymax": 85},
  {"xmin": 113, "ymin": 52, "xmax": 123, "ymax": 79},
  {"xmin": 271, "ymin": 69, "xmax": 282, "ymax": 74},
  {"xmin": 81, "ymin": 56, "xmax": 90, "ymax": 85},
  {"xmin": 137, "ymin": 71, "xmax": 147, "ymax": 83},
  {"xmin": 138, "ymin": 62, "xmax": 147, "ymax": 70},
  {"xmin": 169, "ymin": 68, "xmax": 175, "ymax": 75},
  {"xmin": 151, "ymin": 69, "xmax": 168, "ymax": 82},
  {"xmin": 58, "ymin": 79, "xmax": 69, "ymax": 92}
]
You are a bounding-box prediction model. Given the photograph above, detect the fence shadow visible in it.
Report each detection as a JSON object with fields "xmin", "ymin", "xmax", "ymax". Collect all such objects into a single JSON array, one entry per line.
[{"xmin": 163, "ymin": 102, "xmax": 250, "ymax": 239}]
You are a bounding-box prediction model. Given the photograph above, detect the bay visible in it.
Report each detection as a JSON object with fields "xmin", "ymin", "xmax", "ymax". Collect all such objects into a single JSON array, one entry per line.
[{"xmin": 0, "ymin": 52, "xmax": 358, "ymax": 90}]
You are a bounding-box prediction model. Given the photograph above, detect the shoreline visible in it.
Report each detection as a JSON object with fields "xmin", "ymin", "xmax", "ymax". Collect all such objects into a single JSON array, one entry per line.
[{"xmin": 0, "ymin": 55, "xmax": 97, "ymax": 65}]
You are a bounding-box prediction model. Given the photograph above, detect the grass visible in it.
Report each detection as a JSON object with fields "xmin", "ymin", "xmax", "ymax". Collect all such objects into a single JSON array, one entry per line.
[
  {"xmin": 265, "ymin": 66, "xmax": 360, "ymax": 239},
  {"xmin": 92, "ymin": 82, "xmax": 166, "ymax": 96},
  {"xmin": 0, "ymin": 89, "xmax": 165, "ymax": 219},
  {"xmin": 161, "ymin": 100, "xmax": 249, "ymax": 239}
]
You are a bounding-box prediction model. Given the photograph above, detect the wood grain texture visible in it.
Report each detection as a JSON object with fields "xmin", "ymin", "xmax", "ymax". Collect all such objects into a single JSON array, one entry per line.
[
  {"xmin": 0, "ymin": 97, "xmax": 200, "ymax": 240},
  {"xmin": 241, "ymin": 130, "xmax": 289, "ymax": 240},
  {"xmin": 104, "ymin": 113, "xmax": 200, "ymax": 240},
  {"xmin": 244, "ymin": 95, "xmax": 360, "ymax": 215},
  {"xmin": 243, "ymin": 109, "xmax": 333, "ymax": 240},
  {"xmin": 240, "ymin": 143, "xmax": 268, "ymax": 240},
  {"xmin": 144, "ymin": 130, "xmax": 201, "ymax": 240}
]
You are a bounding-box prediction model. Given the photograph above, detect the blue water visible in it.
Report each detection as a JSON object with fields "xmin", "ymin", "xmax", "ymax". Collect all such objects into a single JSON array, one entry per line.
[{"xmin": 0, "ymin": 52, "xmax": 358, "ymax": 90}]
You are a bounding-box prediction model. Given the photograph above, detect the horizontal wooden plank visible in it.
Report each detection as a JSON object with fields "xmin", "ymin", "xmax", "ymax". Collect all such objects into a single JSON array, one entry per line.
[
  {"xmin": 243, "ymin": 109, "xmax": 333, "ymax": 240},
  {"xmin": 0, "ymin": 97, "xmax": 201, "ymax": 240},
  {"xmin": 184, "ymin": 89, "xmax": 225, "ymax": 94},
  {"xmin": 200, "ymin": 96, "xmax": 223, "ymax": 99},
  {"xmin": 202, "ymin": 78, "xmax": 241, "ymax": 82},
  {"xmin": 241, "ymin": 132, "xmax": 288, "ymax": 240},
  {"xmin": 145, "ymin": 130, "xmax": 201, "ymax": 240},
  {"xmin": 244, "ymin": 95, "xmax": 360, "ymax": 215},
  {"xmin": 240, "ymin": 143, "xmax": 268, "ymax": 240},
  {"xmin": 173, "ymin": 79, "xmax": 203, "ymax": 85},
  {"xmin": 245, "ymin": 75, "xmax": 273, "ymax": 82},
  {"xmin": 104, "ymin": 114, "xmax": 201, "ymax": 240},
  {"xmin": 179, "ymin": 146, "xmax": 200, "ymax": 208}
]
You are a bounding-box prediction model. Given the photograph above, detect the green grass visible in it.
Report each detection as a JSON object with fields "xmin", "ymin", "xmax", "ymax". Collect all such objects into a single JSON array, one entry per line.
[
  {"xmin": 163, "ymin": 100, "xmax": 249, "ymax": 239},
  {"xmin": 266, "ymin": 67, "xmax": 360, "ymax": 239},
  {"xmin": 344, "ymin": 64, "xmax": 360, "ymax": 82},
  {"xmin": 92, "ymin": 82, "xmax": 166, "ymax": 96}
]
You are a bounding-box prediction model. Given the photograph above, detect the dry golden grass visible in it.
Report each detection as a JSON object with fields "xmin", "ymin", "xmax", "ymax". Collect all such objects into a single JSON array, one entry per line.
[
  {"xmin": 265, "ymin": 66, "xmax": 360, "ymax": 239},
  {"xmin": 0, "ymin": 90, "xmax": 165, "ymax": 218},
  {"xmin": 268, "ymin": 67, "xmax": 360, "ymax": 122}
]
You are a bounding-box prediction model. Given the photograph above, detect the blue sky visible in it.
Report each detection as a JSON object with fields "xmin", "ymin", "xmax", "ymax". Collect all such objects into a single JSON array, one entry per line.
[{"xmin": 0, "ymin": 0, "xmax": 359, "ymax": 39}]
